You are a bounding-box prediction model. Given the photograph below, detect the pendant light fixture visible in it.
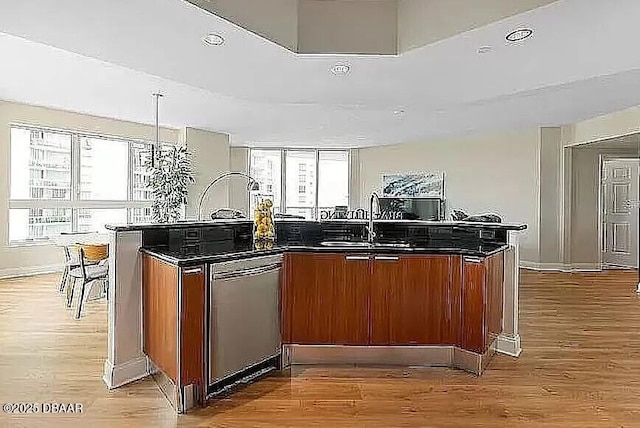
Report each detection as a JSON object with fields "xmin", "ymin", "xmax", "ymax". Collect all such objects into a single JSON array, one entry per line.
[{"xmin": 151, "ymin": 92, "xmax": 163, "ymax": 167}]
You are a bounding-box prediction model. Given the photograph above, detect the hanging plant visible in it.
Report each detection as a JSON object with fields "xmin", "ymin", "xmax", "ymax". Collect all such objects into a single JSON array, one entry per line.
[{"xmin": 145, "ymin": 145, "xmax": 195, "ymax": 223}]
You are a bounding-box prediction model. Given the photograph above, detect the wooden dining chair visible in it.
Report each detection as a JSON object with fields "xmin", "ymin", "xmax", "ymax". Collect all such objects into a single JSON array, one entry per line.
[
  {"xmin": 59, "ymin": 245, "xmax": 80, "ymax": 293},
  {"xmin": 67, "ymin": 247, "xmax": 109, "ymax": 319}
]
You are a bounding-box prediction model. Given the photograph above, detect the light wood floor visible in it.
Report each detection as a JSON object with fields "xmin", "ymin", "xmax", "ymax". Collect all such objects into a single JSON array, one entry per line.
[{"xmin": 1, "ymin": 270, "xmax": 640, "ymax": 427}]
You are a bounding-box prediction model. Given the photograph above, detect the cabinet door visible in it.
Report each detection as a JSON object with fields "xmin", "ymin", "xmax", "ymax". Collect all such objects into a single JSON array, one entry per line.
[
  {"xmin": 180, "ymin": 265, "xmax": 206, "ymax": 388},
  {"xmin": 371, "ymin": 255, "xmax": 456, "ymax": 346},
  {"xmin": 370, "ymin": 255, "xmax": 404, "ymax": 345},
  {"xmin": 287, "ymin": 253, "xmax": 335, "ymax": 344},
  {"xmin": 333, "ymin": 255, "xmax": 370, "ymax": 345},
  {"xmin": 485, "ymin": 252, "xmax": 504, "ymax": 347},
  {"xmin": 285, "ymin": 253, "xmax": 370, "ymax": 345},
  {"xmin": 461, "ymin": 257, "xmax": 487, "ymax": 353},
  {"xmin": 400, "ymin": 255, "xmax": 453, "ymax": 345}
]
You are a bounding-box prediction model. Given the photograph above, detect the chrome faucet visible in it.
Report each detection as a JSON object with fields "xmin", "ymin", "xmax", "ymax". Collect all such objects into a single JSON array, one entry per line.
[{"xmin": 367, "ymin": 192, "xmax": 380, "ymax": 243}]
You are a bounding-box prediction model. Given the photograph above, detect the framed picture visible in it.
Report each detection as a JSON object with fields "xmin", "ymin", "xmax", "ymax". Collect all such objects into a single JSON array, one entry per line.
[{"xmin": 382, "ymin": 172, "xmax": 445, "ymax": 198}]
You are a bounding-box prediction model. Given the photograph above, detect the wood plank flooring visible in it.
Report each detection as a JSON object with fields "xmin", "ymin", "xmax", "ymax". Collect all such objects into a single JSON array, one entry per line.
[{"xmin": 1, "ymin": 269, "xmax": 640, "ymax": 427}]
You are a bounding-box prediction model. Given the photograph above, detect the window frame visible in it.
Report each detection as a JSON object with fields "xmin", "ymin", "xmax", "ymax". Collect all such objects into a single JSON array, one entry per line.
[
  {"xmin": 8, "ymin": 123, "xmax": 169, "ymax": 245},
  {"xmin": 248, "ymin": 148, "xmax": 351, "ymax": 220}
]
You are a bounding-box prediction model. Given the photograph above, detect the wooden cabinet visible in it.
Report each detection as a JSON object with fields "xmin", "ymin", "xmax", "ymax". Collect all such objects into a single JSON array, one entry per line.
[
  {"xmin": 334, "ymin": 255, "xmax": 370, "ymax": 345},
  {"xmin": 460, "ymin": 253, "xmax": 504, "ymax": 353},
  {"xmin": 283, "ymin": 253, "xmax": 369, "ymax": 345},
  {"xmin": 370, "ymin": 255, "xmax": 461, "ymax": 346},
  {"xmin": 369, "ymin": 255, "xmax": 403, "ymax": 345},
  {"xmin": 142, "ymin": 254, "xmax": 206, "ymax": 394},
  {"xmin": 283, "ymin": 252, "xmax": 490, "ymax": 349}
]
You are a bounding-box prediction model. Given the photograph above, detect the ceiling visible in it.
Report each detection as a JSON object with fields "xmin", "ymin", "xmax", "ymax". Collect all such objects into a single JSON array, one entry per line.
[{"xmin": 1, "ymin": 0, "xmax": 640, "ymax": 147}]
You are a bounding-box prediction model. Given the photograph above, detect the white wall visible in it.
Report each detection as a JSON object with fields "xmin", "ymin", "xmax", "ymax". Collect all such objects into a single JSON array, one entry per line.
[{"xmin": 358, "ymin": 129, "xmax": 541, "ymax": 263}]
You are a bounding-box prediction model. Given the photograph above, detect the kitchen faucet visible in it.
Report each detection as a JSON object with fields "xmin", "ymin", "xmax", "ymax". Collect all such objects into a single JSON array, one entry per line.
[{"xmin": 367, "ymin": 192, "xmax": 380, "ymax": 243}]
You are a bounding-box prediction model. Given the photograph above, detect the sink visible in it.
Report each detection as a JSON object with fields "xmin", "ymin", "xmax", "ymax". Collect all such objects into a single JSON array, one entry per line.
[
  {"xmin": 373, "ymin": 242, "xmax": 411, "ymax": 248},
  {"xmin": 319, "ymin": 241, "xmax": 411, "ymax": 248},
  {"xmin": 319, "ymin": 241, "xmax": 371, "ymax": 247}
]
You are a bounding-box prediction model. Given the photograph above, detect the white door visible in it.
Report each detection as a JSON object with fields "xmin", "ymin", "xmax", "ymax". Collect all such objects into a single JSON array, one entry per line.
[{"xmin": 602, "ymin": 159, "xmax": 639, "ymax": 268}]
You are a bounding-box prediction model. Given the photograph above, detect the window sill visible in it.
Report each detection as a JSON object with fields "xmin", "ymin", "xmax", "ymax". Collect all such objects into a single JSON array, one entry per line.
[{"xmin": 7, "ymin": 240, "xmax": 55, "ymax": 248}]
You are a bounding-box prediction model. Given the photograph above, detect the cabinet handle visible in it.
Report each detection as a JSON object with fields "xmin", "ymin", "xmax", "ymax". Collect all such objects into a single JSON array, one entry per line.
[
  {"xmin": 374, "ymin": 256, "xmax": 399, "ymax": 261},
  {"xmin": 345, "ymin": 255, "xmax": 370, "ymax": 261},
  {"xmin": 183, "ymin": 267, "xmax": 203, "ymax": 274},
  {"xmin": 464, "ymin": 257, "xmax": 483, "ymax": 264}
]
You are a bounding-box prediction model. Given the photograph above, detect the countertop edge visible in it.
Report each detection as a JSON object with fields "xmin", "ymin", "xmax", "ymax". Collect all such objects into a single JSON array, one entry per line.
[{"xmin": 140, "ymin": 244, "xmax": 510, "ymax": 267}]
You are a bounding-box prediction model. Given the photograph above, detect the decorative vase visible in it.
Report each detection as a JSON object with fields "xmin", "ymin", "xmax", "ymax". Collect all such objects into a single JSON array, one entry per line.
[{"xmin": 253, "ymin": 198, "xmax": 275, "ymax": 250}]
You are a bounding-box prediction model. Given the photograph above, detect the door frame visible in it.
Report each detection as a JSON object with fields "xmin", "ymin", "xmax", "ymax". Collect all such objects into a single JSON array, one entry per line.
[{"xmin": 599, "ymin": 155, "xmax": 640, "ymax": 269}]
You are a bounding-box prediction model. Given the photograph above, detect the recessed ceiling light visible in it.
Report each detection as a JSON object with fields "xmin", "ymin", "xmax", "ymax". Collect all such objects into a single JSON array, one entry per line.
[
  {"xmin": 477, "ymin": 46, "xmax": 492, "ymax": 54},
  {"xmin": 330, "ymin": 64, "xmax": 350, "ymax": 75},
  {"xmin": 203, "ymin": 33, "xmax": 224, "ymax": 46},
  {"xmin": 393, "ymin": 109, "xmax": 405, "ymax": 115},
  {"xmin": 506, "ymin": 28, "xmax": 533, "ymax": 42}
]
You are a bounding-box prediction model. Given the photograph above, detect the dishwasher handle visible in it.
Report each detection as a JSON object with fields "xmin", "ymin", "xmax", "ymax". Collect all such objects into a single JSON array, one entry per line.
[{"xmin": 213, "ymin": 263, "xmax": 281, "ymax": 281}]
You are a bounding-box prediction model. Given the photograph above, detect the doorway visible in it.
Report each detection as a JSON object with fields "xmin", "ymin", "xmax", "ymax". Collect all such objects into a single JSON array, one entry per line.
[{"xmin": 601, "ymin": 158, "xmax": 640, "ymax": 269}]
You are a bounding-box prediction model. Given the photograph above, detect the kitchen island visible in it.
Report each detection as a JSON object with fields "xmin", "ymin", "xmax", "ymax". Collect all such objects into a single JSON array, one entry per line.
[{"xmin": 103, "ymin": 219, "xmax": 526, "ymax": 413}]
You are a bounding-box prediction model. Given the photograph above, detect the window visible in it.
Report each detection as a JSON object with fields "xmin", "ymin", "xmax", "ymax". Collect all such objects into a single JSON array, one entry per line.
[
  {"xmin": 249, "ymin": 149, "xmax": 282, "ymax": 216},
  {"xmin": 9, "ymin": 125, "xmax": 165, "ymax": 243},
  {"xmin": 318, "ymin": 150, "xmax": 349, "ymax": 211},
  {"xmin": 249, "ymin": 148, "xmax": 350, "ymax": 220}
]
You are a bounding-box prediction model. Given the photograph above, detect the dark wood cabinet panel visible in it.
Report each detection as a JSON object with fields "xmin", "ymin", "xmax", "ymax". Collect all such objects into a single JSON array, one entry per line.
[
  {"xmin": 284, "ymin": 253, "xmax": 370, "ymax": 345},
  {"xmin": 333, "ymin": 256, "xmax": 370, "ymax": 345},
  {"xmin": 460, "ymin": 253, "xmax": 504, "ymax": 354},
  {"xmin": 283, "ymin": 251, "xmax": 504, "ymax": 354},
  {"xmin": 287, "ymin": 253, "xmax": 334, "ymax": 344},
  {"xmin": 180, "ymin": 266, "xmax": 206, "ymax": 388},
  {"xmin": 142, "ymin": 254, "xmax": 178, "ymax": 383},
  {"xmin": 370, "ymin": 256, "xmax": 402, "ymax": 345},
  {"xmin": 371, "ymin": 255, "xmax": 456, "ymax": 346},
  {"xmin": 447, "ymin": 255, "xmax": 463, "ymax": 345},
  {"xmin": 485, "ymin": 252, "xmax": 504, "ymax": 347},
  {"xmin": 461, "ymin": 258, "xmax": 486, "ymax": 353}
]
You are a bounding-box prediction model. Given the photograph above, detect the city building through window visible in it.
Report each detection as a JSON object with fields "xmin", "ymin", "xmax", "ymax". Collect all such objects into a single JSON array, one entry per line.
[
  {"xmin": 249, "ymin": 149, "xmax": 349, "ymax": 220},
  {"xmin": 8, "ymin": 125, "xmax": 165, "ymax": 243}
]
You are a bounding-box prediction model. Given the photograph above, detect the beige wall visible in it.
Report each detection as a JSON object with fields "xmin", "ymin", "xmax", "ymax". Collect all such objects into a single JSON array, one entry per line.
[
  {"xmin": 182, "ymin": 127, "xmax": 230, "ymax": 219},
  {"xmin": 561, "ymin": 105, "xmax": 640, "ymax": 267},
  {"xmin": 0, "ymin": 100, "xmax": 180, "ymax": 277},
  {"xmin": 358, "ymin": 128, "xmax": 541, "ymax": 263},
  {"xmin": 229, "ymin": 147, "xmax": 250, "ymax": 214},
  {"xmin": 538, "ymin": 127, "xmax": 563, "ymax": 264},
  {"xmin": 565, "ymin": 105, "xmax": 640, "ymax": 146},
  {"xmin": 568, "ymin": 147, "xmax": 638, "ymax": 266}
]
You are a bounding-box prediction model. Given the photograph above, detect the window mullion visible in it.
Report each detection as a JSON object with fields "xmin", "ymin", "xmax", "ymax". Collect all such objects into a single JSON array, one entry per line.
[
  {"xmin": 314, "ymin": 149, "xmax": 320, "ymax": 220},
  {"xmin": 280, "ymin": 149, "xmax": 286, "ymax": 215},
  {"xmin": 71, "ymin": 133, "xmax": 80, "ymax": 232}
]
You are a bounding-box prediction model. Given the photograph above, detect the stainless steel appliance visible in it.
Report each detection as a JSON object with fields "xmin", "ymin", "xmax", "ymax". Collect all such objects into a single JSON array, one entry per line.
[{"xmin": 208, "ymin": 254, "xmax": 282, "ymax": 396}]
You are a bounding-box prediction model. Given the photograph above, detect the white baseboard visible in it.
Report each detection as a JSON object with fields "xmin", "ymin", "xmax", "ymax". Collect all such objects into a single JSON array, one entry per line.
[
  {"xmin": 103, "ymin": 355, "xmax": 149, "ymax": 389},
  {"xmin": 495, "ymin": 333, "xmax": 521, "ymax": 357},
  {"xmin": 0, "ymin": 264, "xmax": 63, "ymax": 280},
  {"xmin": 519, "ymin": 261, "xmax": 601, "ymax": 272}
]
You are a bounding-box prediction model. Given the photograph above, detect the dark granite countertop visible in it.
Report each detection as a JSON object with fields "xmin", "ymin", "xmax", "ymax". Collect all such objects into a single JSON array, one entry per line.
[
  {"xmin": 107, "ymin": 219, "xmax": 527, "ymax": 232},
  {"xmin": 141, "ymin": 242, "xmax": 509, "ymax": 267}
]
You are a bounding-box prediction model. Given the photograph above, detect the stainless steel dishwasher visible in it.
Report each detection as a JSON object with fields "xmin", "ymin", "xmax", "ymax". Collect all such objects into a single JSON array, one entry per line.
[{"xmin": 208, "ymin": 254, "xmax": 282, "ymax": 396}]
